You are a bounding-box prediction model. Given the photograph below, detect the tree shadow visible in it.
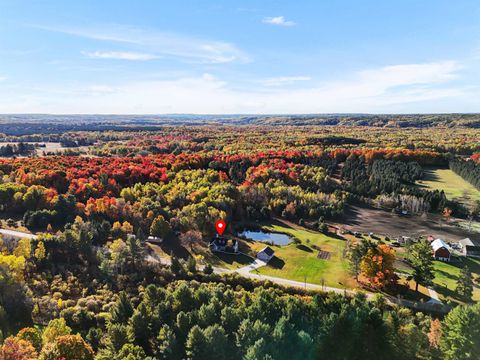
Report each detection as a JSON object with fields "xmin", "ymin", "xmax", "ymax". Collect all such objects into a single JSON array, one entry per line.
[
  {"xmin": 296, "ymin": 244, "xmax": 313, "ymax": 252},
  {"xmin": 266, "ymin": 256, "xmax": 285, "ymax": 270}
]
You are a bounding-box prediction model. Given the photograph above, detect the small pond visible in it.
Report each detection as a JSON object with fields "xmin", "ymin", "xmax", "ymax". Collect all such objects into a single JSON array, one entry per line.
[{"xmin": 238, "ymin": 230, "xmax": 292, "ymax": 246}]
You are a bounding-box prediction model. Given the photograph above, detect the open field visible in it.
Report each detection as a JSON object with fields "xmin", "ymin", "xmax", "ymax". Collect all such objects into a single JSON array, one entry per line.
[
  {"xmin": 254, "ymin": 223, "xmax": 354, "ymax": 288},
  {"xmin": 333, "ymin": 205, "xmax": 475, "ymax": 242},
  {"xmin": 418, "ymin": 168, "xmax": 480, "ymax": 206}
]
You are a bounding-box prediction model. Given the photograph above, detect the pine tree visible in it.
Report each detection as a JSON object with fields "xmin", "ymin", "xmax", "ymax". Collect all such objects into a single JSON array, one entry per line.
[
  {"xmin": 456, "ymin": 266, "xmax": 473, "ymax": 302},
  {"xmin": 185, "ymin": 325, "xmax": 209, "ymax": 360},
  {"xmin": 110, "ymin": 292, "xmax": 134, "ymax": 324}
]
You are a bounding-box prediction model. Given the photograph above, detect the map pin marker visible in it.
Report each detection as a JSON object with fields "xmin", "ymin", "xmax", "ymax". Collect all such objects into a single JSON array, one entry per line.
[{"xmin": 215, "ymin": 220, "xmax": 226, "ymax": 236}]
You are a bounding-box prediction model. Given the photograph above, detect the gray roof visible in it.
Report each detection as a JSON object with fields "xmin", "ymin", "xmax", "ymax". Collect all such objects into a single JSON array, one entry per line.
[
  {"xmin": 259, "ymin": 246, "xmax": 274, "ymax": 256},
  {"xmin": 460, "ymin": 238, "xmax": 480, "ymax": 247},
  {"xmin": 459, "ymin": 238, "xmax": 474, "ymax": 247}
]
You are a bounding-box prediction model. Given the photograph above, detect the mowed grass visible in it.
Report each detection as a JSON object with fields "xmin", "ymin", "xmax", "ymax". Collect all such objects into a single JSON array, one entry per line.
[
  {"xmin": 432, "ymin": 258, "xmax": 480, "ymax": 302},
  {"xmin": 418, "ymin": 168, "xmax": 480, "ymax": 206},
  {"xmin": 255, "ymin": 224, "xmax": 353, "ymax": 288}
]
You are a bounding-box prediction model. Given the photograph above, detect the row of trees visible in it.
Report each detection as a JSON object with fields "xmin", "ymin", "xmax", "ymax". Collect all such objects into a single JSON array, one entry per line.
[{"xmin": 450, "ymin": 159, "xmax": 480, "ymax": 190}]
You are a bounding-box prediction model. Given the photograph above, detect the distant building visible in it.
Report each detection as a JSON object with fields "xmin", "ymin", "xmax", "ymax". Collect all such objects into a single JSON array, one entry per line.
[
  {"xmin": 210, "ymin": 236, "xmax": 238, "ymax": 253},
  {"xmin": 147, "ymin": 236, "xmax": 163, "ymax": 244},
  {"xmin": 459, "ymin": 238, "xmax": 480, "ymax": 258},
  {"xmin": 431, "ymin": 239, "xmax": 451, "ymax": 262},
  {"xmin": 257, "ymin": 246, "xmax": 275, "ymax": 262}
]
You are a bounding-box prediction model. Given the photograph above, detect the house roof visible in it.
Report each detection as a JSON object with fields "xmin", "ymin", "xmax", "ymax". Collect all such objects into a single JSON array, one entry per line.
[
  {"xmin": 460, "ymin": 238, "xmax": 480, "ymax": 247},
  {"xmin": 259, "ymin": 246, "xmax": 274, "ymax": 256},
  {"xmin": 431, "ymin": 239, "xmax": 450, "ymax": 253},
  {"xmin": 460, "ymin": 238, "xmax": 474, "ymax": 247}
]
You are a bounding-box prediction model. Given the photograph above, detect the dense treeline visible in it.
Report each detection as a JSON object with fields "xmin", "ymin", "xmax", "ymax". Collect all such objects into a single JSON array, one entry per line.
[
  {"xmin": 341, "ymin": 156, "xmax": 447, "ymax": 213},
  {"xmin": 0, "ymin": 142, "xmax": 35, "ymax": 157},
  {"xmin": 1, "ymin": 219, "xmax": 479, "ymax": 359},
  {"xmin": 450, "ymin": 159, "xmax": 480, "ymax": 190}
]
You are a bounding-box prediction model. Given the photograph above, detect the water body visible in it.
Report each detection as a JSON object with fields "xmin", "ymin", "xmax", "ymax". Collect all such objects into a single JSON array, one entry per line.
[{"xmin": 239, "ymin": 230, "xmax": 292, "ymax": 246}]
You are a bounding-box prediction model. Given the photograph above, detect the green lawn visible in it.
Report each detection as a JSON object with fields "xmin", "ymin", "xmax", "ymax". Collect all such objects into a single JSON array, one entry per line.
[
  {"xmin": 432, "ymin": 258, "xmax": 480, "ymax": 302},
  {"xmin": 417, "ymin": 168, "xmax": 480, "ymax": 206},
  {"xmin": 255, "ymin": 224, "xmax": 353, "ymax": 288}
]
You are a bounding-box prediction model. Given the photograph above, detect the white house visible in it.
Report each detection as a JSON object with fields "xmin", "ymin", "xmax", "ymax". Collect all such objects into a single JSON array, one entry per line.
[
  {"xmin": 210, "ymin": 237, "xmax": 238, "ymax": 253},
  {"xmin": 257, "ymin": 246, "xmax": 275, "ymax": 262}
]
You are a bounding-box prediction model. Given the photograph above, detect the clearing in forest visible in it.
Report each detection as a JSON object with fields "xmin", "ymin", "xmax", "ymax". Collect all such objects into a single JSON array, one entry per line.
[{"xmin": 417, "ymin": 168, "xmax": 480, "ymax": 207}]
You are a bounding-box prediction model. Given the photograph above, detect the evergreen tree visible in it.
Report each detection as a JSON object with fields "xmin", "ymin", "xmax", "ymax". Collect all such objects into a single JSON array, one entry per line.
[
  {"xmin": 456, "ymin": 266, "xmax": 473, "ymax": 302},
  {"xmin": 110, "ymin": 292, "xmax": 134, "ymax": 324},
  {"xmin": 440, "ymin": 303, "xmax": 480, "ymax": 360},
  {"xmin": 409, "ymin": 240, "xmax": 435, "ymax": 292},
  {"xmin": 185, "ymin": 325, "xmax": 209, "ymax": 360}
]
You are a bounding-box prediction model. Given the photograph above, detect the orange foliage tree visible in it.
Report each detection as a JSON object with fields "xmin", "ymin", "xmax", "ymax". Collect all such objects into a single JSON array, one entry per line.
[{"xmin": 360, "ymin": 244, "xmax": 397, "ymax": 289}]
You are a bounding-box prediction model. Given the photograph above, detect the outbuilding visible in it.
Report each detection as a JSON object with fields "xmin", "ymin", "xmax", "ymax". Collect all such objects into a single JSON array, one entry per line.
[
  {"xmin": 431, "ymin": 238, "xmax": 451, "ymax": 262},
  {"xmin": 257, "ymin": 246, "xmax": 275, "ymax": 262},
  {"xmin": 459, "ymin": 238, "xmax": 480, "ymax": 258}
]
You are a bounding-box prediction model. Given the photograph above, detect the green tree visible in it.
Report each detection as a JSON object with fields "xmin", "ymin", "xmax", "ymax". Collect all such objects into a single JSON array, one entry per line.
[
  {"xmin": 156, "ymin": 324, "xmax": 176, "ymax": 359},
  {"xmin": 128, "ymin": 303, "xmax": 150, "ymax": 351},
  {"xmin": 203, "ymin": 324, "xmax": 229, "ymax": 360},
  {"xmin": 150, "ymin": 215, "xmax": 172, "ymax": 239},
  {"xmin": 118, "ymin": 343, "xmax": 147, "ymax": 360},
  {"xmin": 185, "ymin": 325, "xmax": 209, "ymax": 360},
  {"xmin": 106, "ymin": 323, "xmax": 130, "ymax": 353},
  {"xmin": 440, "ymin": 303, "xmax": 480, "ymax": 360},
  {"xmin": 456, "ymin": 266, "xmax": 473, "ymax": 302},
  {"xmin": 409, "ymin": 240, "xmax": 435, "ymax": 292},
  {"xmin": 186, "ymin": 256, "xmax": 197, "ymax": 273},
  {"xmin": 110, "ymin": 292, "xmax": 134, "ymax": 324}
]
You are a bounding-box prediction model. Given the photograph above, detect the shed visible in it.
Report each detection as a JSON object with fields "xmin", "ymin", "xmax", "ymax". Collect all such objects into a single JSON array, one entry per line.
[{"xmin": 257, "ymin": 246, "xmax": 275, "ymax": 262}]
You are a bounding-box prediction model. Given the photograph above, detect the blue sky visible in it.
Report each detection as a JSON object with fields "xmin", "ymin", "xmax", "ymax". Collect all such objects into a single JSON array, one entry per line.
[{"xmin": 1, "ymin": 0, "xmax": 480, "ymax": 114}]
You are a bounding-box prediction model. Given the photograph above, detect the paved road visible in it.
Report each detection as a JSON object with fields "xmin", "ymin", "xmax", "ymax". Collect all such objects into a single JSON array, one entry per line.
[{"xmin": 0, "ymin": 228, "xmax": 38, "ymax": 240}]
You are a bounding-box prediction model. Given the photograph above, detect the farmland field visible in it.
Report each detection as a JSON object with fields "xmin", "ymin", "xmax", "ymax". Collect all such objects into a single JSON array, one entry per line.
[{"xmin": 418, "ymin": 167, "xmax": 480, "ymax": 206}]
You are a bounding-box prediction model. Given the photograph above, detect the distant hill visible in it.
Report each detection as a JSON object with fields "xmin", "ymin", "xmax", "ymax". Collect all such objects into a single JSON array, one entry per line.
[{"xmin": 0, "ymin": 113, "xmax": 479, "ymax": 135}]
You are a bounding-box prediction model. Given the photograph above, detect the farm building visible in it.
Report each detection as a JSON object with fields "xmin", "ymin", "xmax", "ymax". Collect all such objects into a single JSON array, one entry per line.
[
  {"xmin": 257, "ymin": 246, "xmax": 275, "ymax": 262},
  {"xmin": 210, "ymin": 237, "xmax": 238, "ymax": 253},
  {"xmin": 459, "ymin": 238, "xmax": 480, "ymax": 258},
  {"xmin": 430, "ymin": 239, "xmax": 451, "ymax": 262}
]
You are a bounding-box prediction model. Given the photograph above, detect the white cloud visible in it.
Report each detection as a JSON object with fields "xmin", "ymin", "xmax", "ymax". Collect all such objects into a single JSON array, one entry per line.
[
  {"xmin": 39, "ymin": 24, "xmax": 248, "ymax": 64},
  {"xmin": 0, "ymin": 60, "xmax": 469, "ymax": 114},
  {"xmin": 261, "ymin": 76, "xmax": 311, "ymax": 86},
  {"xmin": 263, "ymin": 16, "xmax": 296, "ymax": 27},
  {"xmin": 83, "ymin": 51, "xmax": 160, "ymax": 61}
]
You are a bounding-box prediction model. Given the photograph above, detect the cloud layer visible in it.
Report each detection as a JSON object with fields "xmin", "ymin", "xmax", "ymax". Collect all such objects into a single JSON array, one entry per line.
[
  {"xmin": 0, "ymin": 61, "xmax": 468, "ymax": 114},
  {"xmin": 40, "ymin": 24, "xmax": 248, "ymax": 64}
]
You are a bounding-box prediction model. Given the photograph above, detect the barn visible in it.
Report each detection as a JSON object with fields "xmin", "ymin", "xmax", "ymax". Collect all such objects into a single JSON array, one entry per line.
[{"xmin": 431, "ymin": 239, "xmax": 451, "ymax": 262}]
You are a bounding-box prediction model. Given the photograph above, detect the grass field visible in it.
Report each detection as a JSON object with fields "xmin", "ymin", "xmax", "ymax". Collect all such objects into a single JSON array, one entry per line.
[
  {"xmin": 418, "ymin": 168, "xmax": 480, "ymax": 206},
  {"xmin": 255, "ymin": 223, "xmax": 354, "ymax": 288},
  {"xmin": 431, "ymin": 258, "xmax": 480, "ymax": 302}
]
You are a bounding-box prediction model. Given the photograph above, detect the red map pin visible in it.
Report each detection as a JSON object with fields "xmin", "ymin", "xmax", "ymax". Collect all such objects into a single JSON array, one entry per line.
[{"xmin": 215, "ymin": 220, "xmax": 226, "ymax": 236}]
